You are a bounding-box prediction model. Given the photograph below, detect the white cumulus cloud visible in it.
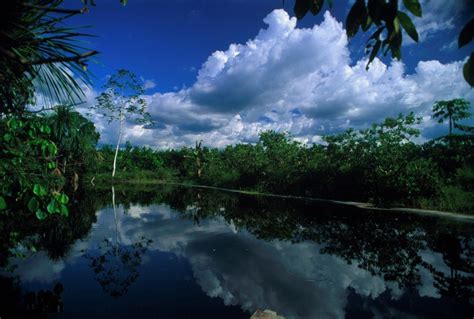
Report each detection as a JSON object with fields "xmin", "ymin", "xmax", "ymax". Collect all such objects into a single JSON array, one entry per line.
[{"xmin": 92, "ymin": 9, "xmax": 473, "ymax": 148}]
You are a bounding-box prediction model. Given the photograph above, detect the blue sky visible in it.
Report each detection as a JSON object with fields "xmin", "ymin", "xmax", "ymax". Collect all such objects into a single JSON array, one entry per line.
[{"xmin": 69, "ymin": 0, "xmax": 474, "ymax": 148}]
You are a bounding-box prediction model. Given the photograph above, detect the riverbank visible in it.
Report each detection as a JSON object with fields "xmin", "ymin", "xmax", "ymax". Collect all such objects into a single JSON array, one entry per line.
[{"xmin": 86, "ymin": 173, "xmax": 474, "ymax": 219}]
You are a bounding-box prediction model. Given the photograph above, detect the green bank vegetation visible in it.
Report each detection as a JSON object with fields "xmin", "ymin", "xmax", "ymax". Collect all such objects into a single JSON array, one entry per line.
[
  {"xmin": 89, "ymin": 107, "xmax": 474, "ymax": 214},
  {"xmin": 0, "ymin": 0, "xmax": 473, "ymax": 223}
]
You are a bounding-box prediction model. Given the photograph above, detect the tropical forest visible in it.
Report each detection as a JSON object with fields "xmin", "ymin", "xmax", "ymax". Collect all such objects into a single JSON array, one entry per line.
[{"xmin": 0, "ymin": 1, "xmax": 473, "ymax": 319}]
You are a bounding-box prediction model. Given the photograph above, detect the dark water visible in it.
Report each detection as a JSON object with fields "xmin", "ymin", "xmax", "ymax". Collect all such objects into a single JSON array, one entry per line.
[{"xmin": 1, "ymin": 185, "xmax": 473, "ymax": 319}]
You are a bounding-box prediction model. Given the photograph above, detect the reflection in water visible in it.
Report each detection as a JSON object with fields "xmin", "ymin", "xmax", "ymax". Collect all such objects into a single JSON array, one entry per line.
[
  {"xmin": 0, "ymin": 276, "xmax": 64, "ymax": 319},
  {"xmin": 84, "ymin": 237, "xmax": 152, "ymax": 298},
  {"xmin": 0, "ymin": 184, "xmax": 473, "ymax": 318},
  {"xmin": 83, "ymin": 186, "xmax": 153, "ymax": 298},
  {"xmin": 423, "ymin": 233, "xmax": 474, "ymax": 302}
]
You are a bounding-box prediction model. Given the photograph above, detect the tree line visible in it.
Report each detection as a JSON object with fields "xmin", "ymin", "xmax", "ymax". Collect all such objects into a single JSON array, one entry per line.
[
  {"xmin": 1, "ymin": 0, "xmax": 473, "ymax": 220},
  {"xmin": 90, "ymin": 103, "xmax": 473, "ymax": 213}
]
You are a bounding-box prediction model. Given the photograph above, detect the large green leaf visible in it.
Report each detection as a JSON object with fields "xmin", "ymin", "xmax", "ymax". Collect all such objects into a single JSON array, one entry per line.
[
  {"xmin": 57, "ymin": 193, "xmax": 69, "ymax": 205},
  {"xmin": 60, "ymin": 205, "xmax": 69, "ymax": 217},
  {"xmin": 47, "ymin": 200, "xmax": 60, "ymax": 214},
  {"xmin": 27, "ymin": 197, "xmax": 40, "ymax": 213},
  {"xmin": 403, "ymin": 0, "xmax": 422, "ymax": 17},
  {"xmin": 397, "ymin": 11, "xmax": 418, "ymax": 42},
  {"xmin": 33, "ymin": 184, "xmax": 48, "ymax": 197},
  {"xmin": 36, "ymin": 210, "xmax": 48, "ymax": 220}
]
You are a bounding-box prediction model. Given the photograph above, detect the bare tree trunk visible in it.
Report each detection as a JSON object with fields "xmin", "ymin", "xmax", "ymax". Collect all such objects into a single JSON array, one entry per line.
[{"xmin": 112, "ymin": 109, "xmax": 124, "ymax": 178}]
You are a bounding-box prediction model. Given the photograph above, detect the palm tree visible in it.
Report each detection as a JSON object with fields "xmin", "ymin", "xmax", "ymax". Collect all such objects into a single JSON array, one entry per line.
[
  {"xmin": 0, "ymin": 0, "xmax": 128, "ymax": 116},
  {"xmin": 0, "ymin": 1, "xmax": 98, "ymax": 115},
  {"xmin": 432, "ymin": 98, "xmax": 471, "ymax": 136}
]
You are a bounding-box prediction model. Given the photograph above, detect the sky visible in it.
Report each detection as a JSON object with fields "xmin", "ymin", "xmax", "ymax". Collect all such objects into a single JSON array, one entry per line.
[{"xmin": 67, "ymin": 0, "xmax": 474, "ymax": 148}]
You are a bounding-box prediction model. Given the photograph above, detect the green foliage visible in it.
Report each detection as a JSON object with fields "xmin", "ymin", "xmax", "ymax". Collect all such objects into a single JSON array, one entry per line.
[
  {"xmin": 91, "ymin": 69, "xmax": 152, "ymax": 177},
  {"xmin": 294, "ymin": 0, "xmax": 422, "ymax": 69},
  {"xmin": 433, "ymin": 98, "xmax": 472, "ymax": 136},
  {"xmin": 0, "ymin": 197, "xmax": 6, "ymax": 210},
  {"xmin": 424, "ymin": 184, "xmax": 474, "ymax": 214},
  {"xmin": 0, "ymin": 1, "xmax": 97, "ymax": 114},
  {"xmin": 1, "ymin": 0, "xmax": 131, "ymax": 114},
  {"xmin": 292, "ymin": 0, "xmax": 472, "ymax": 86},
  {"xmin": 48, "ymin": 105, "xmax": 100, "ymax": 175},
  {"xmin": 89, "ymin": 109, "xmax": 473, "ymax": 213},
  {"xmin": 92, "ymin": 69, "xmax": 150, "ymax": 124},
  {"xmin": 1, "ymin": 117, "xmax": 58, "ymax": 218},
  {"xmin": 0, "ymin": 110, "xmax": 99, "ymax": 221}
]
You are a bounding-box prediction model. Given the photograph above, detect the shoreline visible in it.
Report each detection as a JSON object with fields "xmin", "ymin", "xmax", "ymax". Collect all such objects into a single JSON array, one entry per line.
[{"xmin": 88, "ymin": 178, "xmax": 474, "ymax": 221}]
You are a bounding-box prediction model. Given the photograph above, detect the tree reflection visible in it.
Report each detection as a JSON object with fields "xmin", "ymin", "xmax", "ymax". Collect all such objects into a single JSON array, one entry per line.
[
  {"xmin": 84, "ymin": 236, "xmax": 152, "ymax": 298},
  {"xmin": 0, "ymin": 183, "xmax": 472, "ymax": 307},
  {"xmin": 83, "ymin": 186, "xmax": 152, "ymax": 298},
  {"xmin": 0, "ymin": 186, "xmax": 100, "ymax": 267},
  {"xmin": 423, "ymin": 232, "xmax": 474, "ymax": 302},
  {"xmin": 0, "ymin": 276, "xmax": 64, "ymax": 319},
  {"xmin": 153, "ymin": 186, "xmax": 474, "ymax": 302}
]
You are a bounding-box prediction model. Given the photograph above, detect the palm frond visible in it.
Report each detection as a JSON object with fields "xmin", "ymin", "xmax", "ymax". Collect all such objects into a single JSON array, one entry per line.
[{"xmin": 0, "ymin": 0, "xmax": 98, "ymax": 115}]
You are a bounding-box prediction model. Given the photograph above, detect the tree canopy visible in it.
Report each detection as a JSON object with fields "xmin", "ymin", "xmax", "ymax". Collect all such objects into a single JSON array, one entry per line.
[{"xmin": 433, "ymin": 98, "xmax": 472, "ymax": 136}]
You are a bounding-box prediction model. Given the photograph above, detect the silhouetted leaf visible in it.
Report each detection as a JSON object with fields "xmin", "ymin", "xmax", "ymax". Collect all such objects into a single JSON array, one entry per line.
[
  {"xmin": 309, "ymin": 0, "xmax": 324, "ymax": 15},
  {"xmin": 403, "ymin": 0, "xmax": 422, "ymax": 17},
  {"xmin": 463, "ymin": 53, "xmax": 474, "ymax": 87},
  {"xmin": 362, "ymin": 16, "xmax": 372, "ymax": 31},
  {"xmin": 367, "ymin": 40, "xmax": 382, "ymax": 70},
  {"xmin": 294, "ymin": 0, "xmax": 310, "ymax": 20},
  {"xmin": 367, "ymin": 0, "xmax": 384, "ymax": 22},
  {"xmin": 397, "ymin": 11, "xmax": 419, "ymax": 42},
  {"xmin": 347, "ymin": 0, "xmax": 367, "ymax": 38},
  {"xmin": 458, "ymin": 18, "xmax": 474, "ymax": 48}
]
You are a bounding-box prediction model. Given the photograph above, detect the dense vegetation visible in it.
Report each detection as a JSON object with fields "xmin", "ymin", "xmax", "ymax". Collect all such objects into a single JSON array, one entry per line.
[
  {"xmin": 1, "ymin": 2, "xmax": 472, "ymax": 318},
  {"xmin": 0, "ymin": 0, "xmax": 473, "ymax": 223},
  {"xmin": 0, "ymin": 106, "xmax": 99, "ymax": 220},
  {"xmin": 89, "ymin": 111, "xmax": 474, "ymax": 213}
]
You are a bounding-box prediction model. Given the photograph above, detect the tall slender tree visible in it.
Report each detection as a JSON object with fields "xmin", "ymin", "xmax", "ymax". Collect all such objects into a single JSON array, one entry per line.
[
  {"xmin": 92, "ymin": 69, "xmax": 152, "ymax": 178},
  {"xmin": 432, "ymin": 98, "xmax": 471, "ymax": 136}
]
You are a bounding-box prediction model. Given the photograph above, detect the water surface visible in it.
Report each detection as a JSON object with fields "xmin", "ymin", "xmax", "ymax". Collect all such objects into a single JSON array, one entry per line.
[{"xmin": 1, "ymin": 185, "xmax": 473, "ymax": 318}]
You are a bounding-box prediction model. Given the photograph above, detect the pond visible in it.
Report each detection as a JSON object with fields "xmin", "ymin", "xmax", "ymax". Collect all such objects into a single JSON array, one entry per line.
[{"xmin": 1, "ymin": 185, "xmax": 473, "ymax": 319}]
